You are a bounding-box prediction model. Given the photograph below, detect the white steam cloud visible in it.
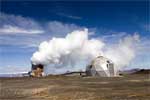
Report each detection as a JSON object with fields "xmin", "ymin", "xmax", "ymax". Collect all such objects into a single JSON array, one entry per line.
[
  {"xmin": 104, "ymin": 34, "xmax": 139, "ymax": 70},
  {"xmin": 31, "ymin": 29, "xmax": 139, "ymax": 74}
]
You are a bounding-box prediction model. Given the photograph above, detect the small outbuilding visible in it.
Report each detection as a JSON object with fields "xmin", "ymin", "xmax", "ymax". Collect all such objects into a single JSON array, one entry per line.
[
  {"xmin": 30, "ymin": 64, "xmax": 44, "ymax": 77},
  {"xmin": 86, "ymin": 56, "xmax": 117, "ymax": 77}
]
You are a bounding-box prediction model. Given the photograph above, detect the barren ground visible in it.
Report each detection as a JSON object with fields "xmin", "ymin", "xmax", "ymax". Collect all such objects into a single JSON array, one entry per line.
[{"xmin": 0, "ymin": 74, "xmax": 150, "ymax": 100}]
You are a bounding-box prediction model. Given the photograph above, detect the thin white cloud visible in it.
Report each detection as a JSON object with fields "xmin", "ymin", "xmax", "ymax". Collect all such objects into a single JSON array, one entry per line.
[
  {"xmin": 0, "ymin": 13, "xmax": 85, "ymax": 48},
  {"xmin": 0, "ymin": 25, "xmax": 44, "ymax": 34},
  {"xmin": 0, "ymin": 34, "xmax": 51, "ymax": 48},
  {"xmin": 0, "ymin": 20, "xmax": 85, "ymax": 48},
  {"xmin": 0, "ymin": 13, "xmax": 44, "ymax": 34},
  {"xmin": 56, "ymin": 12, "xmax": 82, "ymax": 20},
  {"xmin": 0, "ymin": 22, "xmax": 84, "ymax": 48},
  {"xmin": 46, "ymin": 21, "xmax": 84, "ymax": 36}
]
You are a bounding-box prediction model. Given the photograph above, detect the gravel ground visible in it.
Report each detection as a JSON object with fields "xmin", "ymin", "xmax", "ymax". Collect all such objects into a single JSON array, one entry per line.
[{"xmin": 0, "ymin": 74, "xmax": 150, "ymax": 100}]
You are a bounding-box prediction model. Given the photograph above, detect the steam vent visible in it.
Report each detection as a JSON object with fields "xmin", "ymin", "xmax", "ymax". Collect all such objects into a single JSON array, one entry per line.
[
  {"xmin": 30, "ymin": 64, "xmax": 44, "ymax": 77},
  {"xmin": 86, "ymin": 56, "xmax": 117, "ymax": 77}
]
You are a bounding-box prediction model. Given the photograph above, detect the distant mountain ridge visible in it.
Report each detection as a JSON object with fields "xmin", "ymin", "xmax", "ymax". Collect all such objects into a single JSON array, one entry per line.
[
  {"xmin": 133, "ymin": 69, "xmax": 150, "ymax": 74},
  {"xmin": 119, "ymin": 68, "xmax": 150, "ymax": 75},
  {"xmin": 0, "ymin": 72, "xmax": 29, "ymax": 77}
]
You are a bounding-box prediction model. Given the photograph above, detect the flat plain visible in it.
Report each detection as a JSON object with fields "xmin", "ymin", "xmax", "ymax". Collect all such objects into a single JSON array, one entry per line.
[{"xmin": 0, "ymin": 74, "xmax": 150, "ymax": 100}]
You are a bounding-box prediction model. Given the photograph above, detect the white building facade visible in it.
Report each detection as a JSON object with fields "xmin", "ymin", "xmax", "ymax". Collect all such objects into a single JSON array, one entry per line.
[{"xmin": 86, "ymin": 56, "xmax": 117, "ymax": 77}]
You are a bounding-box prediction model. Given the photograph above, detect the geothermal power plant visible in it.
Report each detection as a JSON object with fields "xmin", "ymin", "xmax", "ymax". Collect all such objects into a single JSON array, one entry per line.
[
  {"xmin": 30, "ymin": 56, "xmax": 117, "ymax": 77},
  {"xmin": 86, "ymin": 56, "xmax": 117, "ymax": 77},
  {"xmin": 30, "ymin": 29, "xmax": 138, "ymax": 77}
]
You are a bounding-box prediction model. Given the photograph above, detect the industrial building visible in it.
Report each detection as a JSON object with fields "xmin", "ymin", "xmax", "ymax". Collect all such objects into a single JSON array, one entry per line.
[
  {"xmin": 30, "ymin": 64, "xmax": 44, "ymax": 77},
  {"xmin": 86, "ymin": 56, "xmax": 117, "ymax": 77},
  {"xmin": 30, "ymin": 56, "xmax": 117, "ymax": 77}
]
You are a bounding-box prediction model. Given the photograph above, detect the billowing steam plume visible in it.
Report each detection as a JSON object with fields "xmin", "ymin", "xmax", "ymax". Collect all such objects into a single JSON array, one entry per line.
[
  {"xmin": 31, "ymin": 29, "xmax": 139, "ymax": 74},
  {"xmin": 104, "ymin": 34, "xmax": 139, "ymax": 70}
]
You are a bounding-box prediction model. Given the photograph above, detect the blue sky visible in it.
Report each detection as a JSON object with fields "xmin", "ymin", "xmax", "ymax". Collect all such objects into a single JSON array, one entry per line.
[{"xmin": 0, "ymin": 1, "xmax": 150, "ymax": 73}]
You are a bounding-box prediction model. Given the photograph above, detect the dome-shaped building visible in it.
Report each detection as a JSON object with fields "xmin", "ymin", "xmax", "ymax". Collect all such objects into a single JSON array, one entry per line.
[{"xmin": 86, "ymin": 56, "xmax": 117, "ymax": 77}]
